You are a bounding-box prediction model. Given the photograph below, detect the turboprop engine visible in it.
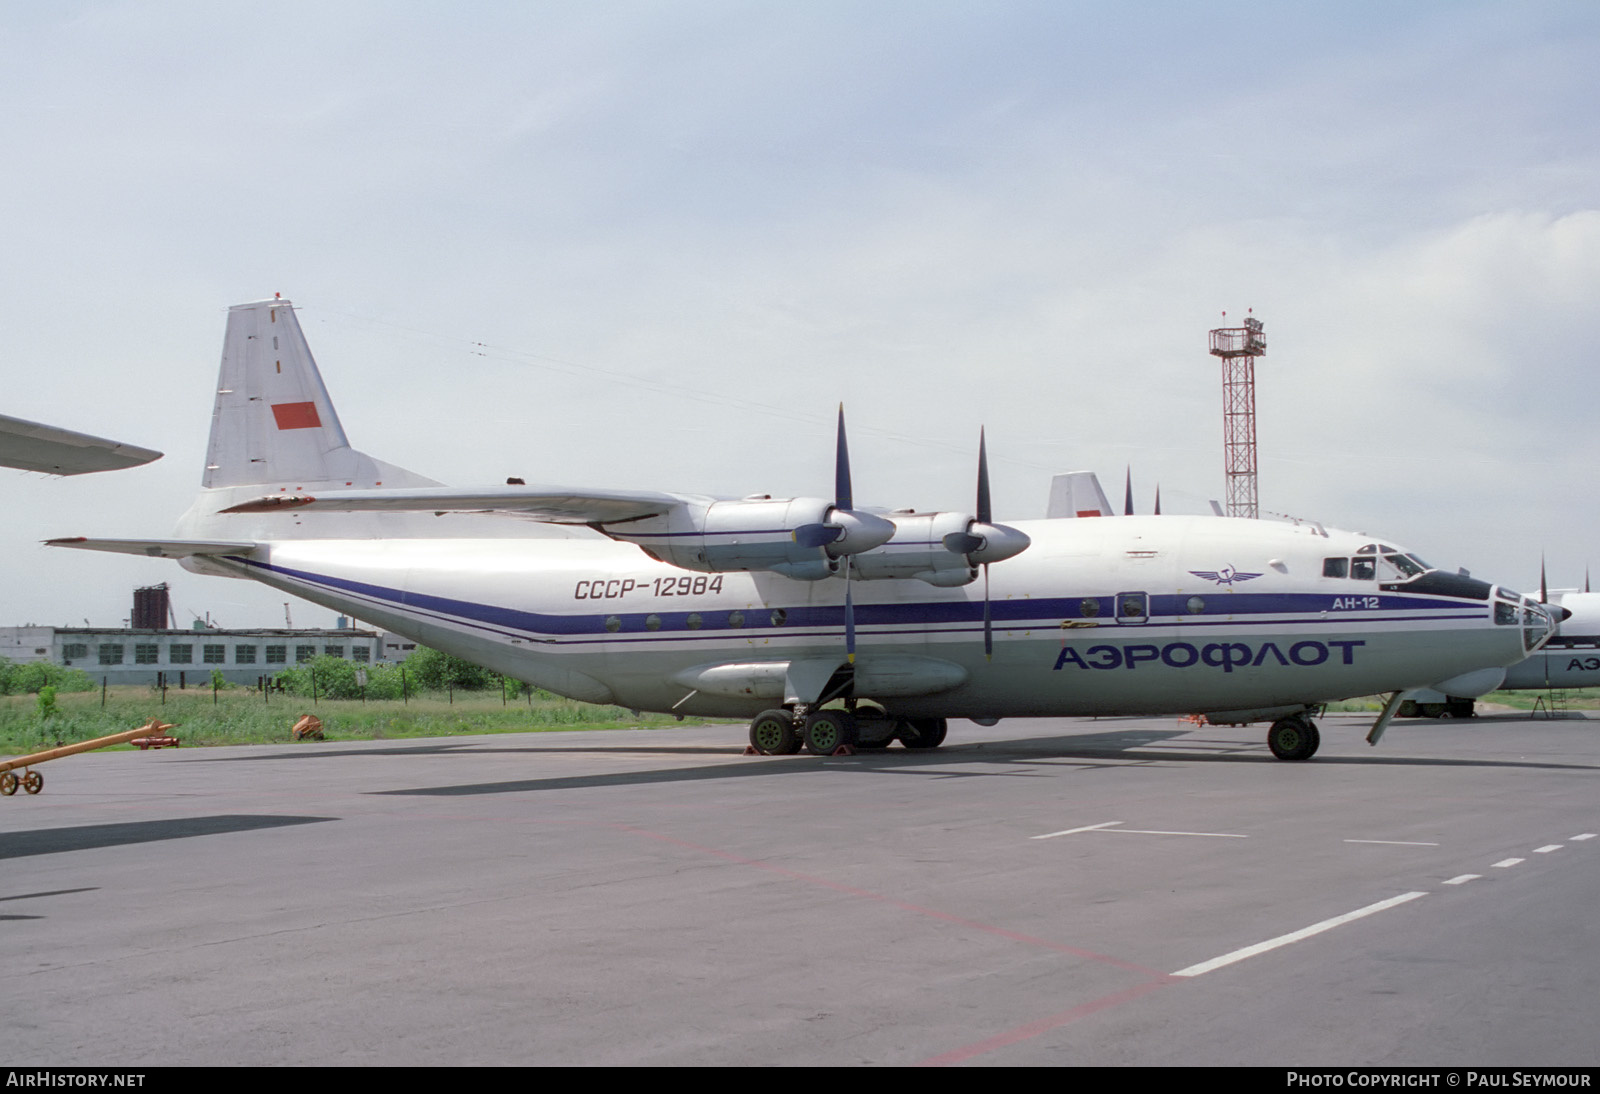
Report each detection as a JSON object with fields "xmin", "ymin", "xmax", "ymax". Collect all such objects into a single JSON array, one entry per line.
[
  {"xmin": 849, "ymin": 510, "xmax": 1031, "ymax": 586},
  {"xmin": 628, "ymin": 496, "xmax": 896, "ymax": 581}
]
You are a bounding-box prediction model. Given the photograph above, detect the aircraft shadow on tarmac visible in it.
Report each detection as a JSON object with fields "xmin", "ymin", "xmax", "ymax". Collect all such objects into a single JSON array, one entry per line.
[
  {"xmin": 0, "ymin": 814, "xmax": 335, "ymax": 860},
  {"xmin": 365, "ymin": 726, "xmax": 1600, "ymax": 798}
]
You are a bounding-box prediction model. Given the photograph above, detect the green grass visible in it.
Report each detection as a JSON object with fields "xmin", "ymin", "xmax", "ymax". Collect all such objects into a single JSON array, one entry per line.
[{"xmin": 0, "ymin": 684, "xmax": 694, "ymax": 755}]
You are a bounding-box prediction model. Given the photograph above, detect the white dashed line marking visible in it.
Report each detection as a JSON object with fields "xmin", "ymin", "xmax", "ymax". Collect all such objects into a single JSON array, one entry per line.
[
  {"xmin": 1571, "ymin": 833, "xmax": 1596, "ymax": 841},
  {"xmin": 1533, "ymin": 844, "xmax": 1562, "ymax": 853},
  {"xmin": 1344, "ymin": 840, "xmax": 1440, "ymax": 846},
  {"xmin": 1030, "ymin": 821, "xmax": 1123, "ymax": 840},
  {"xmin": 1172, "ymin": 892, "xmax": 1429, "ymax": 978},
  {"xmin": 1442, "ymin": 875, "xmax": 1480, "ymax": 885},
  {"xmin": 1492, "ymin": 858, "xmax": 1524, "ymax": 868},
  {"xmin": 1030, "ymin": 821, "xmax": 1246, "ymax": 840}
]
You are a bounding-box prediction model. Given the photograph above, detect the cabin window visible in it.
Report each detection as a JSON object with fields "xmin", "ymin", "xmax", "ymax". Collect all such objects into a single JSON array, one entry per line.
[
  {"xmin": 1323, "ymin": 558, "xmax": 1348, "ymax": 578},
  {"xmin": 645, "ymin": 615, "xmax": 662, "ymax": 631},
  {"xmin": 1186, "ymin": 596, "xmax": 1206, "ymax": 614},
  {"xmin": 1079, "ymin": 598, "xmax": 1101, "ymax": 618},
  {"xmin": 685, "ymin": 613, "xmax": 703, "ymax": 630},
  {"xmin": 1116, "ymin": 592, "xmax": 1148, "ymax": 624},
  {"xmin": 604, "ymin": 616, "xmax": 621, "ymax": 633},
  {"xmin": 770, "ymin": 609, "xmax": 788, "ymax": 626},
  {"xmin": 727, "ymin": 611, "xmax": 745, "ymax": 629}
]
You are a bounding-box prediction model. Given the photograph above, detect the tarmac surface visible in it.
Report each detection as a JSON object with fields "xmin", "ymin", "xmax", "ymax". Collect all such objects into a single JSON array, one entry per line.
[{"xmin": 1, "ymin": 710, "xmax": 1597, "ymax": 1067}]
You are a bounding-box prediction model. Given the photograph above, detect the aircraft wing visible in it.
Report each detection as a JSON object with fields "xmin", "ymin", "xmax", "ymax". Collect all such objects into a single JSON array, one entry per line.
[
  {"xmin": 0, "ymin": 413, "xmax": 162, "ymax": 475},
  {"xmin": 45, "ymin": 537, "xmax": 260, "ymax": 559},
  {"xmin": 217, "ymin": 485, "xmax": 688, "ymax": 524}
]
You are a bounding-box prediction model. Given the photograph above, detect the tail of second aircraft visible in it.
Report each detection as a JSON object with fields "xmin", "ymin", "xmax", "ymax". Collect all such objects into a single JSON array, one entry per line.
[{"xmin": 177, "ymin": 296, "xmax": 441, "ymax": 541}]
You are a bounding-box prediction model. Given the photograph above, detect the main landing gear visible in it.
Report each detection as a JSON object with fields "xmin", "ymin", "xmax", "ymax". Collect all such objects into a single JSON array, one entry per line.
[
  {"xmin": 746, "ymin": 708, "xmax": 949, "ymax": 756},
  {"xmin": 1266, "ymin": 713, "xmax": 1321, "ymax": 761}
]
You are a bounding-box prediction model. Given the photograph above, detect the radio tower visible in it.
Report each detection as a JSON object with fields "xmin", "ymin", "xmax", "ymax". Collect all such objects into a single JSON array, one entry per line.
[{"xmin": 1209, "ymin": 313, "xmax": 1267, "ymax": 519}]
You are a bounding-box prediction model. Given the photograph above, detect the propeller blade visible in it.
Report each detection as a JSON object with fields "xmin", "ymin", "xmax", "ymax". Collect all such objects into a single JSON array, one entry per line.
[
  {"xmin": 982, "ymin": 564, "xmax": 993, "ymax": 660},
  {"xmin": 793, "ymin": 523, "xmax": 844, "ymax": 549},
  {"xmin": 844, "ymin": 555, "xmax": 856, "ymax": 663},
  {"xmin": 1541, "ymin": 555, "xmax": 1549, "ymax": 603},
  {"xmin": 942, "ymin": 530, "xmax": 984, "ymax": 555},
  {"xmin": 1154, "ymin": 484, "xmax": 1161, "ymax": 516},
  {"xmin": 835, "ymin": 404, "xmax": 852, "ymax": 512},
  {"xmin": 976, "ymin": 427, "xmax": 991, "ymax": 526},
  {"xmin": 1123, "ymin": 466, "xmax": 1133, "ymax": 516},
  {"xmin": 1587, "ymin": 567, "xmax": 1591, "ymax": 594}
]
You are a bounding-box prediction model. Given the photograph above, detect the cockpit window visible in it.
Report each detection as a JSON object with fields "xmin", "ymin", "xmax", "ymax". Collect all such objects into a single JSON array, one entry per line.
[
  {"xmin": 1356, "ymin": 544, "xmax": 1377, "ymax": 555},
  {"xmin": 1323, "ymin": 557, "xmax": 1349, "ymax": 578},
  {"xmin": 1351, "ymin": 558, "xmax": 1376, "ymax": 580},
  {"xmin": 1384, "ymin": 553, "xmax": 1426, "ymax": 578}
]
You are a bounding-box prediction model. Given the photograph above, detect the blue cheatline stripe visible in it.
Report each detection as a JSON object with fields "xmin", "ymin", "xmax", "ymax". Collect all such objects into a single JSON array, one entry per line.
[{"xmin": 234, "ymin": 556, "xmax": 1486, "ymax": 648}]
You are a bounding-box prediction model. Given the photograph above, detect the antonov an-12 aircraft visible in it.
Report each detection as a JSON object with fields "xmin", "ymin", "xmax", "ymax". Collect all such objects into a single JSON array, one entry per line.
[{"xmin": 50, "ymin": 297, "xmax": 1556, "ymax": 760}]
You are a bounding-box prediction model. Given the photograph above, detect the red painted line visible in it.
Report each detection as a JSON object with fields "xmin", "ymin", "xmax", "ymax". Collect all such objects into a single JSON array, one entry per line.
[
  {"xmin": 915, "ymin": 977, "xmax": 1177, "ymax": 1066},
  {"xmin": 614, "ymin": 823, "xmax": 1166, "ymax": 976}
]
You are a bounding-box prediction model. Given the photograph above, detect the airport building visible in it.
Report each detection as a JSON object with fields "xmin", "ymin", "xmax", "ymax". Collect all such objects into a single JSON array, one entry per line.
[{"xmin": 0, "ymin": 624, "xmax": 394, "ymax": 686}]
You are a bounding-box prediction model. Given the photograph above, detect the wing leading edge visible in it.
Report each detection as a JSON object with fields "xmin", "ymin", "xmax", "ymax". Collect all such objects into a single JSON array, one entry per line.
[{"xmin": 217, "ymin": 485, "xmax": 688, "ymax": 524}]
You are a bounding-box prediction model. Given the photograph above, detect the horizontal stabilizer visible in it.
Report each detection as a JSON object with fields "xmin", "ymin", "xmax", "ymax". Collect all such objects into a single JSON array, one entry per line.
[
  {"xmin": 0, "ymin": 413, "xmax": 161, "ymax": 475},
  {"xmin": 218, "ymin": 485, "xmax": 685, "ymax": 524},
  {"xmin": 45, "ymin": 537, "xmax": 259, "ymax": 559}
]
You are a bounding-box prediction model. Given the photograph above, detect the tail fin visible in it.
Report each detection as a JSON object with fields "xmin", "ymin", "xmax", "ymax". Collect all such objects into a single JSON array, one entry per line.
[
  {"xmin": 1045, "ymin": 471, "xmax": 1113, "ymax": 518},
  {"xmin": 202, "ymin": 297, "xmax": 436, "ymax": 492}
]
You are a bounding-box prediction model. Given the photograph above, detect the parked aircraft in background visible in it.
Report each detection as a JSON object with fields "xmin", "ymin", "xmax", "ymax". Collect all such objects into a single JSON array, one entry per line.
[
  {"xmin": 49, "ymin": 297, "xmax": 1556, "ymax": 760},
  {"xmin": 0, "ymin": 413, "xmax": 160, "ymax": 475}
]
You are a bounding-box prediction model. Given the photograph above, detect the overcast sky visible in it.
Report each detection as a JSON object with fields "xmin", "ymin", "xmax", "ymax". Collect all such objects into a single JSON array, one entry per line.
[{"xmin": 3, "ymin": 0, "xmax": 1598, "ymax": 630}]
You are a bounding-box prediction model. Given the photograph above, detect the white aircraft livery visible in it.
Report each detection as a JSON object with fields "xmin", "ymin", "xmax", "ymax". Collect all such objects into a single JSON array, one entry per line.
[
  {"xmin": 50, "ymin": 297, "xmax": 1557, "ymax": 760},
  {"xmin": 0, "ymin": 413, "xmax": 161, "ymax": 475}
]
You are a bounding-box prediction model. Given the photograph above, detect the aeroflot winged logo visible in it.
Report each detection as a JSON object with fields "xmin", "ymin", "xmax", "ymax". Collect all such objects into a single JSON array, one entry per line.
[{"xmin": 1190, "ymin": 566, "xmax": 1264, "ymax": 586}]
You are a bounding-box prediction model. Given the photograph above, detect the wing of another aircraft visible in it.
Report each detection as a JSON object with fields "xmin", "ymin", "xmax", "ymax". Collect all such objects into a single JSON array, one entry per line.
[
  {"xmin": 217, "ymin": 485, "xmax": 688, "ymax": 524},
  {"xmin": 44, "ymin": 537, "xmax": 259, "ymax": 559},
  {"xmin": 0, "ymin": 413, "xmax": 162, "ymax": 475}
]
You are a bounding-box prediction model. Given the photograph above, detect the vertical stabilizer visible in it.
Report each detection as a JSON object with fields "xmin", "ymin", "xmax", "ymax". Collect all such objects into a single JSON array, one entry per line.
[
  {"xmin": 1045, "ymin": 471, "xmax": 1114, "ymax": 518},
  {"xmin": 202, "ymin": 298, "xmax": 435, "ymax": 491}
]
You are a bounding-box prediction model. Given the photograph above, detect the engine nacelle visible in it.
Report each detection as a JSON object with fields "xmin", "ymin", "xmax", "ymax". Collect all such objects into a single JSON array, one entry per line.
[
  {"xmin": 609, "ymin": 497, "xmax": 894, "ymax": 581},
  {"xmin": 847, "ymin": 511, "xmax": 1033, "ymax": 585}
]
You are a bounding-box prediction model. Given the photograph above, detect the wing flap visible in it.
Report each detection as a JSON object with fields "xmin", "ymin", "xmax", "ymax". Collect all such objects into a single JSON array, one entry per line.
[
  {"xmin": 217, "ymin": 485, "xmax": 686, "ymax": 524},
  {"xmin": 46, "ymin": 537, "xmax": 260, "ymax": 559}
]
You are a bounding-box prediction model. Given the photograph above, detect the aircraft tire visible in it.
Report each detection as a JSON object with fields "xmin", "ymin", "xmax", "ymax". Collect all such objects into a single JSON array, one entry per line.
[
  {"xmin": 803, "ymin": 710, "xmax": 858, "ymax": 755},
  {"xmin": 749, "ymin": 710, "xmax": 800, "ymax": 755},
  {"xmin": 899, "ymin": 717, "xmax": 948, "ymax": 750},
  {"xmin": 1267, "ymin": 716, "xmax": 1319, "ymax": 761}
]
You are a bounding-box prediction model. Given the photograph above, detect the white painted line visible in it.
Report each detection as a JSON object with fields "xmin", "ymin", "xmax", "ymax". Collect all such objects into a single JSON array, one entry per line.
[
  {"xmin": 1102, "ymin": 827, "xmax": 1248, "ymax": 838},
  {"xmin": 1128, "ymin": 745, "xmax": 1250, "ymax": 755},
  {"xmin": 1442, "ymin": 874, "xmax": 1480, "ymax": 886},
  {"xmin": 1171, "ymin": 891, "xmax": 1429, "ymax": 978},
  {"xmin": 1571, "ymin": 833, "xmax": 1596, "ymax": 841},
  {"xmin": 1031, "ymin": 821, "xmax": 1123, "ymax": 840},
  {"xmin": 1344, "ymin": 839, "xmax": 1440, "ymax": 847},
  {"xmin": 1492, "ymin": 858, "xmax": 1524, "ymax": 868},
  {"xmin": 1533, "ymin": 844, "xmax": 1562, "ymax": 854}
]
